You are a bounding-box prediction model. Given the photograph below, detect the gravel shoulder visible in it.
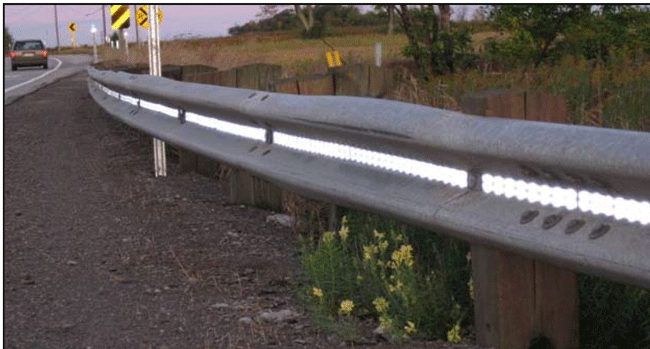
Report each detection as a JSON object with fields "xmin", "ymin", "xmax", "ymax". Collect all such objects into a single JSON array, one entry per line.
[{"xmin": 3, "ymin": 72, "xmax": 483, "ymax": 349}]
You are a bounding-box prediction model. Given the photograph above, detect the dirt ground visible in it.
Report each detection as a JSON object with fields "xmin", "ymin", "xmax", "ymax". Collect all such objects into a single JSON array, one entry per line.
[{"xmin": 3, "ymin": 72, "xmax": 486, "ymax": 349}]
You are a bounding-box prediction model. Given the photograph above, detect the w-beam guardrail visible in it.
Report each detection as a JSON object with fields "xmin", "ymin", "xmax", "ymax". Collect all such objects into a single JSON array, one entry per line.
[{"xmin": 87, "ymin": 67, "xmax": 650, "ymax": 289}]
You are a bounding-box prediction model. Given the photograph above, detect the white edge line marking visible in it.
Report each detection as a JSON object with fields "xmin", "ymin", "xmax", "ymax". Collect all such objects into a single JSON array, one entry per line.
[{"xmin": 5, "ymin": 57, "xmax": 63, "ymax": 92}]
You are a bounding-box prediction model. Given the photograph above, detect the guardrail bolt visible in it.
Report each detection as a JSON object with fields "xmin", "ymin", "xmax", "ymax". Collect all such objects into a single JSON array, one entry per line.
[
  {"xmin": 520, "ymin": 210, "xmax": 539, "ymax": 224},
  {"xmin": 565, "ymin": 219, "xmax": 585, "ymax": 235},
  {"xmin": 266, "ymin": 129, "xmax": 273, "ymax": 144},
  {"xmin": 589, "ymin": 224, "xmax": 610, "ymax": 240},
  {"xmin": 178, "ymin": 108, "xmax": 186, "ymax": 124},
  {"xmin": 542, "ymin": 214, "xmax": 563, "ymax": 230},
  {"xmin": 468, "ymin": 170, "xmax": 482, "ymax": 190}
]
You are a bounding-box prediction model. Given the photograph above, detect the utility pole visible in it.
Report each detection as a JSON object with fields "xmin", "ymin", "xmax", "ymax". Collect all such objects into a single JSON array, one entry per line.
[
  {"xmin": 54, "ymin": 5, "xmax": 60, "ymax": 51},
  {"xmin": 102, "ymin": 5, "xmax": 107, "ymax": 45},
  {"xmin": 134, "ymin": 4, "xmax": 140, "ymax": 47}
]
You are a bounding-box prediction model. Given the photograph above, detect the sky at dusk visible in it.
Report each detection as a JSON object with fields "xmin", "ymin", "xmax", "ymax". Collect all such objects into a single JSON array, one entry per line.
[
  {"xmin": 4, "ymin": 4, "xmax": 479, "ymax": 49},
  {"xmin": 4, "ymin": 5, "xmax": 264, "ymax": 47}
]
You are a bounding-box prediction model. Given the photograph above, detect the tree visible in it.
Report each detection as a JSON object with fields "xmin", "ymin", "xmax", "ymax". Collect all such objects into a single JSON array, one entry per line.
[
  {"xmin": 375, "ymin": 5, "xmax": 396, "ymax": 35},
  {"xmin": 254, "ymin": 5, "xmax": 316, "ymax": 36},
  {"xmin": 395, "ymin": 5, "xmax": 474, "ymax": 76},
  {"xmin": 438, "ymin": 5, "xmax": 451, "ymax": 31},
  {"xmin": 4, "ymin": 26, "xmax": 13, "ymax": 53},
  {"xmin": 489, "ymin": 5, "xmax": 592, "ymax": 66},
  {"xmin": 294, "ymin": 5, "xmax": 315, "ymax": 33}
]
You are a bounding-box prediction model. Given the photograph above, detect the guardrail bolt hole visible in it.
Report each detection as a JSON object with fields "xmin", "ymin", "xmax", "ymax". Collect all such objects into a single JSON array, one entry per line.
[
  {"xmin": 589, "ymin": 224, "xmax": 610, "ymax": 240},
  {"xmin": 520, "ymin": 210, "xmax": 539, "ymax": 224},
  {"xmin": 565, "ymin": 219, "xmax": 585, "ymax": 234},
  {"xmin": 261, "ymin": 95, "xmax": 269, "ymax": 101},
  {"xmin": 542, "ymin": 214, "xmax": 563, "ymax": 230},
  {"xmin": 262, "ymin": 150, "xmax": 271, "ymax": 156},
  {"xmin": 248, "ymin": 93, "xmax": 257, "ymax": 99},
  {"xmin": 248, "ymin": 146, "xmax": 258, "ymax": 152}
]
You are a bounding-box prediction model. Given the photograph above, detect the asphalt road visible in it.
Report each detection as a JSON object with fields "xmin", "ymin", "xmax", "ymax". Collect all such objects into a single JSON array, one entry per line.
[{"xmin": 4, "ymin": 54, "xmax": 92, "ymax": 105}]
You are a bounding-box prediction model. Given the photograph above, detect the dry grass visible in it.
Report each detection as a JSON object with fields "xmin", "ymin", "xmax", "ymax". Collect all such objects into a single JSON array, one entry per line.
[{"xmin": 99, "ymin": 30, "xmax": 495, "ymax": 76}]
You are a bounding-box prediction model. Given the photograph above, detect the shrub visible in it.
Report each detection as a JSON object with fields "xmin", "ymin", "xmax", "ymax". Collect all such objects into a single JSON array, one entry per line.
[{"xmin": 301, "ymin": 211, "xmax": 471, "ymax": 341}]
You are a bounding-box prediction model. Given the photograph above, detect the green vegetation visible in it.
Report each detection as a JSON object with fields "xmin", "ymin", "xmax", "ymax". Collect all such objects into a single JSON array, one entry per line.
[{"xmin": 300, "ymin": 212, "xmax": 472, "ymax": 343}]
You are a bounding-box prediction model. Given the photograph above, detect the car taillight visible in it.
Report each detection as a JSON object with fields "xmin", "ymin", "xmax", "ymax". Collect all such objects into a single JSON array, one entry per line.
[
  {"xmin": 40, "ymin": 51, "xmax": 48, "ymax": 58},
  {"xmin": 8, "ymin": 51, "xmax": 17, "ymax": 58}
]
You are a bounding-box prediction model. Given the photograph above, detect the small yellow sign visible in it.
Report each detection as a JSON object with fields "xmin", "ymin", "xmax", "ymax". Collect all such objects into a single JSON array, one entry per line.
[
  {"xmin": 325, "ymin": 51, "xmax": 342, "ymax": 68},
  {"xmin": 68, "ymin": 22, "xmax": 77, "ymax": 32},
  {"xmin": 136, "ymin": 5, "xmax": 163, "ymax": 29}
]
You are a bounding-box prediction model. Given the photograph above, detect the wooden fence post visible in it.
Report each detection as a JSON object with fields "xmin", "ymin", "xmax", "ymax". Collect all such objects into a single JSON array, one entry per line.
[{"xmin": 463, "ymin": 90, "xmax": 579, "ymax": 349}]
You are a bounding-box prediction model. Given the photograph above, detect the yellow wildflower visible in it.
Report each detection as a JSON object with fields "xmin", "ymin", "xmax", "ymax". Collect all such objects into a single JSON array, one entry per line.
[
  {"xmin": 373, "ymin": 230, "xmax": 385, "ymax": 240},
  {"xmin": 311, "ymin": 287, "xmax": 323, "ymax": 298},
  {"xmin": 393, "ymin": 234, "xmax": 404, "ymax": 242},
  {"xmin": 339, "ymin": 300, "xmax": 354, "ymax": 316},
  {"xmin": 446, "ymin": 323, "xmax": 462, "ymax": 343},
  {"xmin": 391, "ymin": 244, "xmax": 414, "ymax": 268},
  {"xmin": 468, "ymin": 277, "xmax": 474, "ymax": 300},
  {"xmin": 363, "ymin": 245, "xmax": 374, "ymax": 261},
  {"xmin": 338, "ymin": 225, "xmax": 349, "ymax": 242},
  {"xmin": 372, "ymin": 297, "xmax": 389, "ymax": 313},
  {"xmin": 387, "ymin": 281, "xmax": 403, "ymax": 293},
  {"xmin": 379, "ymin": 314, "xmax": 393, "ymax": 330},
  {"xmin": 404, "ymin": 321, "xmax": 417, "ymax": 334},
  {"xmin": 379, "ymin": 240, "xmax": 389, "ymax": 252},
  {"xmin": 322, "ymin": 231, "xmax": 335, "ymax": 244}
]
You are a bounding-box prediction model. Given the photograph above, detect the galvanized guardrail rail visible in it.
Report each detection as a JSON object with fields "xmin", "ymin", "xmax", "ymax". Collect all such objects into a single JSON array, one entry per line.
[{"xmin": 88, "ymin": 66, "xmax": 649, "ymax": 347}]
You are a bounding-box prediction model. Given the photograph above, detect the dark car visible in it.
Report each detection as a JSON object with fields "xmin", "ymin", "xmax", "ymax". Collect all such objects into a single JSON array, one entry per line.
[{"xmin": 9, "ymin": 40, "xmax": 48, "ymax": 70}]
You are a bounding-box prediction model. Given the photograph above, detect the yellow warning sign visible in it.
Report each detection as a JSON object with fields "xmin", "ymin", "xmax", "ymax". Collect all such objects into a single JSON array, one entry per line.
[
  {"xmin": 136, "ymin": 5, "xmax": 163, "ymax": 29},
  {"xmin": 111, "ymin": 5, "xmax": 130, "ymax": 30},
  {"xmin": 325, "ymin": 51, "xmax": 342, "ymax": 68}
]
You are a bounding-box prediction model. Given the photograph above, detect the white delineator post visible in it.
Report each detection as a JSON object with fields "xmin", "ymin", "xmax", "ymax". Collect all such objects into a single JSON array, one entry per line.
[
  {"xmin": 124, "ymin": 31, "xmax": 129, "ymax": 56},
  {"xmin": 375, "ymin": 42, "xmax": 382, "ymax": 67},
  {"xmin": 148, "ymin": 4, "xmax": 166, "ymax": 177},
  {"xmin": 91, "ymin": 25, "xmax": 98, "ymax": 64}
]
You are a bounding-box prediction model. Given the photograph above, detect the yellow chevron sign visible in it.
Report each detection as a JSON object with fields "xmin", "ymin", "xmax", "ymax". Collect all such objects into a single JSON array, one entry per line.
[
  {"xmin": 325, "ymin": 51, "xmax": 343, "ymax": 68},
  {"xmin": 68, "ymin": 22, "xmax": 76, "ymax": 32},
  {"xmin": 136, "ymin": 5, "xmax": 163, "ymax": 29},
  {"xmin": 111, "ymin": 5, "xmax": 130, "ymax": 30}
]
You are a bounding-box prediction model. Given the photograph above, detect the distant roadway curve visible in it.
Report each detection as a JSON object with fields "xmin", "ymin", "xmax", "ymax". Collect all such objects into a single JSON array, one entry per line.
[{"xmin": 4, "ymin": 54, "xmax": 92, "ymax": 105}]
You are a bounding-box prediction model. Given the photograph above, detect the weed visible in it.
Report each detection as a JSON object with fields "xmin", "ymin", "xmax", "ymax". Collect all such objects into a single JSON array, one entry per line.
[{"xmin": 301, "ymin": 212, "xmax": 471, "ymax": 342}]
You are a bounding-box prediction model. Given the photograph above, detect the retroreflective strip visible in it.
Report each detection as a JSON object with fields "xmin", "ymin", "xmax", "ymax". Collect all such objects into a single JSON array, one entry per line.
[
  {"xmin": 274, "ymin": 132, "xmax": 467, "ymax": 188},
  {"xmin": 482, "ymin": 174, "xmax": 650, "ymax": 225},
  {"xmin": 111, "ymin": 5, "xmax": 130, "ymax": 30},
  {"xmin": 185, "ymin": 112, "xmax": 266, "ymax": 142}
]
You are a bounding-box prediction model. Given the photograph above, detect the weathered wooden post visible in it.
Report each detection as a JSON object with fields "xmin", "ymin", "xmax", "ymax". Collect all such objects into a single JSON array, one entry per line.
[{"xmin": 463, "ymin": 90, "xmax": 579, "ymax": 349}]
